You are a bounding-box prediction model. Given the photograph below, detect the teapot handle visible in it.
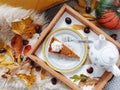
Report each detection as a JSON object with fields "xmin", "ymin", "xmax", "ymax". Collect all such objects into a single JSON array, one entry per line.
[{"xmin": 109, "ymin": 64, "xmax": 120, "ymax": 76}]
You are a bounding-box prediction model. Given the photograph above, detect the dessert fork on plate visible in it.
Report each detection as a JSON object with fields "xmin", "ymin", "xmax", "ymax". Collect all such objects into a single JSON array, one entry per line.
[{"xmin": 63, "ymin": 36, "xmax": 93, "ymax": 43}]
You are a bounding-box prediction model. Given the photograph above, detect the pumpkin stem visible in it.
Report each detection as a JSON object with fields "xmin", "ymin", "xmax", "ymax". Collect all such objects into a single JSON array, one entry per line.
[{"xmin": 117, "ymin": 8, "xmax": 120, "ymax": 13}]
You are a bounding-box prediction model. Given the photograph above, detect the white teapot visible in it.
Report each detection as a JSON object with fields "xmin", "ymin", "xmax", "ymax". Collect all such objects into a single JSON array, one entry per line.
[{"xmin": 89, "ymin": 34, "xmax": 120, "ymax": 76}]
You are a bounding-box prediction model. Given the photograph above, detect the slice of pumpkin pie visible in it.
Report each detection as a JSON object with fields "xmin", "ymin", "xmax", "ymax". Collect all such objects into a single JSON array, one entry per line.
[{"xmin": 48, "ymin": 37, "xmax": 80, "ymax": 58}]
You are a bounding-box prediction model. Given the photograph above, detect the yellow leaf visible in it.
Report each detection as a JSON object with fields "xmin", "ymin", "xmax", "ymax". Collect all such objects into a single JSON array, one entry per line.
[
  {"xmin": 16, "ymin": 69, "xmax": 36, "ymax": 88},
  {"xmin": 77, "ymin": 0, "xmax": 87, "ymax": 8},
  {"xmin": 40, "ymin": 69, "xmax": 46, "ymax": 80},
  {"xmin": 11, "ymin": 16, "xmax": 36, "ymax": 38},
  {"xmin": 1, "ymin": 61, "xmax": 13, "ymax": 65},
  {"xmin": 91, "ymin": 0, "xmax": 98, "ymax": 10},
  {"xmin": 81, "ymin": 14, "xmax": 96, "ymax": 21},
  {"xmin": 0, "ymin": 55, "xmax": 6, "ymax": 62},
  {"xmin": 82, "ymin": 14, "xmax": 95, "ymax": 19},
  {"xmin": 0, "ymin": 44, "xmax": 19, "ymax": 69},
  {"xmin": 86, "ymin": 17, "xmax": 96, "ymax": 21},
  {"xmin": 22, "ymin": 24, "xmax": 36, "ymax": 38},
  {"xmin": 22, "ymin": 16, "xmax": 33, "ymax": 25},
  {"xmin": 12, "ymin": 22, "xmax": 25, "ymax": 34},
  {"xmin": 5, "ymin": 45, "xmax": 15, "ymax": 62},
  {"xmin": 6, "ymin": 64, "xmax": 19, "ymax": 69},
  {"xmin": 0, "ymin": 64, "xmax": 18, "ymax": 69},
  {"xmin": 17, "ymin": 55, "xmax": 21, "ymax": 64},
  {"xmin": 72, "ymin": 24, "xmax": 85, "ymax": 30}
]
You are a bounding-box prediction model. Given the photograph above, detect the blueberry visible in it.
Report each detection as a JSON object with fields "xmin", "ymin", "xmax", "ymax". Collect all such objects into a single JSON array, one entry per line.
[
  {"xmin": 35, "ymin": 25, "xmax": 42, "ymax": 34},
  {"xmin": 84, "ymin": 27, "xmax": 90, "ymax": 33},
  {"xmin": 86, "ymin": 6, "xmax": 91, "ymax": 13},
  {"xmin": 51, "ymin": 77, "xmax": 57, "ymax": 85},
  {"xmin": 0, "ymin": 48, "xmax": 6, "ymax": 53},
  {"xmin": 110, "ymin": 34, "xmax": 117, "ymax": 40},
  {"xmin": 35, "ymin": 66, "xmax": 41, "ymax": 71},
  {"xmin": 65, "ymin": 17, "xmax": 72, "ymax": 24},
  {"xmin": 87, "ymin": 67, "xmax": 93, "ymax": 74},
  {"xmin": 23, "ymin": 40, "xmax": 29, "ymax": 45}
]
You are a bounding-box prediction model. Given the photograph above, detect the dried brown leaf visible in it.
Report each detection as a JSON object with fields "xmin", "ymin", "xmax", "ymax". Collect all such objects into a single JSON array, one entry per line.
[
  {"xmin": 77, "ymin": 0, "xmax": 87, "ymax": 8},
  {"xmin": 0, "ymin": 40, "xmax": 5, "ymax": 49},
  {"xmin": 1, "ymin": 74, "xmax": 7, "ymax": 79},
  {"xmin": 41, "ymin": 69, "xmax": 46, "ymax": 80},
  {"xmin": 79, "ymin": 79, "xmax": 98, "ymax": 86}
]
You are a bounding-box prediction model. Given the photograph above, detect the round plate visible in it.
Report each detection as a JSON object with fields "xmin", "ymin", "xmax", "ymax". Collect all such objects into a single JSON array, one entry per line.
[{"xmin": 42, "ymin": 28, "xmax": 88, "ymax": 73}]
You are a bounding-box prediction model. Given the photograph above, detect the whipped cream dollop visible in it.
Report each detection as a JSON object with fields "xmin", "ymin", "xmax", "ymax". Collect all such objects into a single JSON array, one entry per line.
[{"xmin": 51, "ymin": 41, "xmax": 63, "ymax": 52}]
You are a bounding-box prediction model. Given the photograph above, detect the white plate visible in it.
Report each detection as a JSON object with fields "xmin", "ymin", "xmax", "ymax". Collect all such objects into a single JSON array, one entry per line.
[{"xmin": 42, "ymin": 28, "xmax": 88, "ymax": 72}]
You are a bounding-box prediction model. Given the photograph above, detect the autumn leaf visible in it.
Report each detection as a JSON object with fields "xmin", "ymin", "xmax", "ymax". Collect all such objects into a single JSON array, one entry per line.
[
  {"xmin": 74, "ymin": 0, "xmax": 100, "ymax": 27},
  {"xmin": 16, "ymin": 69, "xmax": 36, "ymax": 88},
  {"xmin": 0, "ymin": 45, "xmax": 19, "ymax": 69},
  {"xmin": 0, "ymin": 55, "xmax": 6, "ymax": 62},
  {"xmin": 81, "ymin": 14, "xmax": 95, "ymax": 19},
  {"xmin": 40, "ymin": 69, "xmax": 46, "ymax": 80},
  {"xmin": 6, "ymin": 45, "xmax": 15, "ymax": 61},
  {"xmin": 70, "ymin": 75, "xmax": 81, "ymax": 82},
  {"xmin": 70, "ymin": 74, "xmax": 90, "ymax": 82},
  {"xmin": 74, "ymin": 6, "xmax": 86, "ymax": 14},
  {"xmin": 79, "ymin": 78, "xmax": 98, "ymax": 86},
  {"xmin": 91, "ymin": 21, "xmax": 101, "ymax": 27},
  {"xmin": 72, "ymin": 24, "xmax": 85, "ymax": 30},
  {"xmin": 77, "ymin": 0, "xmax": 87, "ymax": 8},
  {"xmin": 11, "ymin": 16, "xmax": 37, "ymax": 38},
  {"xmin": 91, "ymin": 0, "xmax": 98, "ymax": 10}
]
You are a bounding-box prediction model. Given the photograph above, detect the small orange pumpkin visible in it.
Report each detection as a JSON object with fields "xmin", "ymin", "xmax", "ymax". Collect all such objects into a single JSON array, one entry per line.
[{"xmin": 96, "ymin": 0, "xmax": 120, "ymax": 29}]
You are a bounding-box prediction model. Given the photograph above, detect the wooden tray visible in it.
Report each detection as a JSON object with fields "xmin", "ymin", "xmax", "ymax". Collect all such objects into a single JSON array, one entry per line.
[{"xmin": 27, "ymin": 4, "xmax": 120, "ymax": 90}]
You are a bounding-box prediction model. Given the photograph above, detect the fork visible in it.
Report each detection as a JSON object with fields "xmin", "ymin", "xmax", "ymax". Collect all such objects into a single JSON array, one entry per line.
[{"xmin": 63, "ymin": 36, "xmax": 93, "ymax": 43}]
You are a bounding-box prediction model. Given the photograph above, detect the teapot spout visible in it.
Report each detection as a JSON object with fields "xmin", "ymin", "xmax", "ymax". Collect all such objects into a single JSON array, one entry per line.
[
  {"xmin": 108, "ymin": 64, "xmax": 120, "ymax": 77},
  {"xmin": 94, "ymin": 34, "xmax": 107, "ymax": 50}
]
